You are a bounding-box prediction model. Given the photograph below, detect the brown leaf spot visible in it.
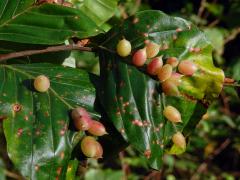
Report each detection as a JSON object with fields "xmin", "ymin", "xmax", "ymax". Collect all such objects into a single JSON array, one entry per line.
[
  {"xmin": 173, "ymin": 34, "xmax": 177, "ymax": 40},
  {"xmin": 60, "ymin": 130, "xmax": 65, "ymax": 136},
  {"xmin": 176, "ymin": 28, "xmax": 183, "ymax": 32},
  {"xmin": 13, "ymin": 104, "xmax": 21, "ymax": 112},
  {"xmin": 120, "ymin": 128, "xmax": 125, "ymax": 134},
  {"xmin": 24, "ymin": 116, "xmax": 29, "ymax": 121},
  {"xmin": 17, "ymin": 128, "xmax": 23, "ymax": 137},
  {"xmin": 35, "ymin": 165, "xmax": 40, "ymax": 171},
  {"xmin": 57, "ymin": 167, "xmax": 62, "ymax": 175},
  {"xmin": 60, "ymin": 152, "xmax": 65, "ymax": 159},
  {"xmin": 144, "ymin": 149, "xmax": 151, "ymax": 159},
  {"xmin": 143, "ymin": 33, "xmax": 148, "ymax": 37}
]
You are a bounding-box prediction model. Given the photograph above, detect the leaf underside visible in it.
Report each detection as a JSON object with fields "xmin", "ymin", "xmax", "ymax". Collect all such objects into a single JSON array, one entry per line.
[{"xmin": 96, "ymin": 10, "xmax": 224, "ymax": 169}]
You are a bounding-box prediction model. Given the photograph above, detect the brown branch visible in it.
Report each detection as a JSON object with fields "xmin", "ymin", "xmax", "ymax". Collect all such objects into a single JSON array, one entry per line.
[
  {"xmin": 197, "ymin": 0, "xmax": 206, "ymax": 18},
  {"xmin": 4, "ymin": 169, "xmax": 25, "ymax": 180},
  {"xmin": 208, "ymin": 19, "xmax": 220, "ymax": 27},
  {"xmin": 0, "ymin": 44, "xmax": 93, "ymax": 62},
  {"xmin": 224, "ymin": 27, "xmax": 240, "ymax": 44},
  {"xmin": 119, "ymin": 151, "xmax": 130, "ymax": 180},
  {"xmin": 0, "ymin": 116, "xmax": 7, "ymax": 121},
  {"xmin": 190, "ymin": 138, "xmax": 231, "ymax": 180}
]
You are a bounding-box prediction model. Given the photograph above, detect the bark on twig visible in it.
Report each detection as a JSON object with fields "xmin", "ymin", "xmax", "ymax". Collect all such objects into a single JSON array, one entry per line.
[{"xmin": 0, "ymin": 45, "xmax": 92, "ymax": 62}]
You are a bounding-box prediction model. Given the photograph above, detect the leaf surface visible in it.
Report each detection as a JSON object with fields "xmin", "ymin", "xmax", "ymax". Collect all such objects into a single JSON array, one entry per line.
[
  {"xmin": 0, "ymin": 63, "xmax": 99, "ymax": 179},
  {"xmin": 0, "ymin": 2, "xmax": 102, "ymax": 44},
  {"xmin": 95, "ymin": 10, "xmax": 224, "ymax": 169}
]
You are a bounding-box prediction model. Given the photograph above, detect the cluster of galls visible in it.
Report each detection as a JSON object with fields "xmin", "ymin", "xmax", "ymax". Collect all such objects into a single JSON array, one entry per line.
[
  {"xmin": 33, "ymin": 75, "xmax": 106, "ymax": 158},
  {"xmin": 117, "ymin": 38, "xmax": 197, "ymax": 96},
  {"xmin": 117, "ymin": 39, "xmax": 192, "ymax": 149},
  {"xmin": 71, "ymin": 107, "xmax": 107, "ymax": 159}
]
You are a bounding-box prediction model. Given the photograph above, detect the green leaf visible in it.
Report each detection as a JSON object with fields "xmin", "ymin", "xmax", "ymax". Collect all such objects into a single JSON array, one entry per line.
[
  {"xmin": 0, "ymin": 63, "xmax": 99, "ymax": 179},
  {"xmin": 0, "ymin": 0, "xmax": 35, "ymax": 24},
  {"xmin": 0, "ymin": 40, "xmax": 71, "ymax": 64},
  {"xmin": 69, "ymin": 0, "xmax": 119, "ymax": 26},
  {"xmin": 0, "ymin": 2, "xmax": 102, "ymax": 44},
  {"xmin": 95, "ymin": 10, "xmax": 224, "ymax": 169},
  {"xmin": 167, "ymin": 144, "xmax": 186, "ymax": 155},
  {"xmin": 0, "ymin": 159, "xmax": 6, "ymax": 180},
  {"xmin": 65, "ymin": 160, "xmax": 79, "ymax": 180}
]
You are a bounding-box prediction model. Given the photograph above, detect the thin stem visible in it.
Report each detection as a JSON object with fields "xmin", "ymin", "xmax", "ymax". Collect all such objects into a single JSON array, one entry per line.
[
  {"xmin": 224, "ymin": 27, "xmax": 240, "ymax": 44},
  {"xmin": 98, "ymin": 45, "xmax": 116, "ymax": 54},
  {"xmin": 119, "ymin": 151, "xmax": 130, "ymax": 180},
  {"xmin": 224, "ymin": 83, "xmax": 240, "ymax": 87},
  {"xmin": 0, "ymin": 44, "xmax": 93, "ymax": 62},
  {"xmin": 4, "ymin": 169, "xmax": 25, "ymax": 180},
  {"xmin": 197, "ymin": 0, "xmax": 206, "ymax": 18},
  {"xmin": 0, "ymin": 115, "xmax": 7, "ymax": 121}
]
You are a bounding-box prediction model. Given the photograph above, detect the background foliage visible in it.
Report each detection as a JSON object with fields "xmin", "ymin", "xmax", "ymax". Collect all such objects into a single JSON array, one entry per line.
[{"xmin": 0, "ymin": 0, "xmax": 240, "ymax": 179}]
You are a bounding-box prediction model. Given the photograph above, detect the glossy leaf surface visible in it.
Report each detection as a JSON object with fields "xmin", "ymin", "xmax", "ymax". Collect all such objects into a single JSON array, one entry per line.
[
  {"xmin": 0, "ymin": 2, "xmax": 102, "ymax": 44},
  {"xmin": 96, "ymin": 10, "xmax": 224, "ymax": 169},
  {"xmin": 0, "ymin": 63, "xmax": 99, "ymax": 179}
]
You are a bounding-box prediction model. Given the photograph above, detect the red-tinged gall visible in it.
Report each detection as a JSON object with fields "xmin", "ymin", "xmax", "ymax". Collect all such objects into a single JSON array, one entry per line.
[
  {"xmin": 116, "ymin": 39, "xmax": 132, "ymax": 57},
  {"xmin": 74, "ymin": 116, "xmax": 92, "ymax": 131},
  {"xmin": 132, "ymin": 48, "xmax": 147, "ymax": 66},
  {"xmin": 166, "ymin": 57, "xmax": 179, "ymax": 67},
  {"xmin": 146, "ymin": 42, "xmax": 160, "ymax": 58},
  {"xmin": 71, "ymin": 107, "xmax": 90, "ymax": 120},
  {"xmin": 88, "ymin": 120, "xmax": 107, "ymax": 136},
  {"xmin": 170, "ymin": 73, "xmax": 182, "ymax": 86},
  {"xmin": 157, "ymin": 64, "xmax": 172, "ymax": 82},
  {"xmin": 95, "ymin": 141, "xmax": 103, "ymax": 159},
  {"xmin": 147, "ymin": 56, "xmax": 163, "ymax": 75},
  {"xmin": 81, "ymin": 136, "xmax": 103, "ymax": 158},
  {"xmin": 178, "ymin": 60, "xmax": 197, "ymax": 76},
  {"xmin": 34, "ymin": 75, "xmax": 50, "ymax": 92},
  {"xmin": 162, "ymin": 80, "xmax": 180, "ymax": 96},
  {"xmin": 172, "ymin": 132, "xmax": 186, "ymax": 149},
  {"xmin": 163, "ymin": 106, "xmax": 182, "ymax": 123}
]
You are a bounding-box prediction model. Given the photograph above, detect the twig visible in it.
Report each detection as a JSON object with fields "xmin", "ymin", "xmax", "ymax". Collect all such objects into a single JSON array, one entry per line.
[
  {"xmin": 224, "ymin": 83, "xmax": 240, "ymax": 87},
  {"xmin": 129, "ymin": 0, "xmax": 141, "ymax": 16},
  {"xmin": 224, "ymin": 27, "xmax": 240, "ymax": 44},
  {"xmin": 208, "ymin": 19, "xmax": 220, "ymax": 27},
  {"xmin": 224, "ymin": 77, "xmax": 235, "ymax": 84},
  {"xmin": 220, "ymin": 91, "xmax": 231, "ymax": 116},
  {"xmin": 223, "ymin": 77, "xmax": 240, "ymax": 87},
  {"xmin": 119, "ymin": 151, "xmax": 130, "ymax": 180},
  {"xmin": 197, "ymin": 0, "xmax": 206, "ymax": 18},
  {"xmin": 0, "ymin": 116, "xmax": 7, "ymax": 121},
  {"xmin": 4, "ymin": 169, "xmax": 25, "ymax": 180},
  {"xmin": 144, "ymin": 171, "xmax": 162, "ymax": 180},
  {"xmin": 118, "ymin": 5, "xmax": 128, "ymax": 19},
  {"xmin": 0, "ymin": 44, "xmax": 93, "ymax": 62},
  {"xmin": 190, "ymin": 138, "xmax": 231, "ymax": 180}
]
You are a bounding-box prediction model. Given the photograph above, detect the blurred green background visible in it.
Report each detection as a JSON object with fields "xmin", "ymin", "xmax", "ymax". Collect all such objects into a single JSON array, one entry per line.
[{"xmin": 1, "ymin": 0, "xmax": 240, "ymax": 179}]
